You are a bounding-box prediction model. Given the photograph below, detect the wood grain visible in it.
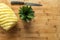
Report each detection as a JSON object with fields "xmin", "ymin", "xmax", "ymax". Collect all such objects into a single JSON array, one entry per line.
[{"xmin": 0, "ymin": 0, "xmax": 59, "ymax": 40}]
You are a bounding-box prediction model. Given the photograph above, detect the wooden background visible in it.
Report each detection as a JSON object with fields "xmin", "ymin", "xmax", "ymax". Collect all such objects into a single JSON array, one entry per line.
[{"xmin": 0, "ymin": 0, "xmax": 59, "ymax": 40}]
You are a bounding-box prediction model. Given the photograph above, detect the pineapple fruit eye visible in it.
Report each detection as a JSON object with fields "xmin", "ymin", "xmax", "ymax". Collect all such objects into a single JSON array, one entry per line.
[{"xmin": 19, "ymin": 5, "xmax": 34, "ymax": 22}]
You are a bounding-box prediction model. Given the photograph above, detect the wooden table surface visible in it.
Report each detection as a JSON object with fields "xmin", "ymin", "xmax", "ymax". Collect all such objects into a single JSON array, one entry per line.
[{"xmin": 0, "ymin": 0, "xmax": 60, "ymax": 40}]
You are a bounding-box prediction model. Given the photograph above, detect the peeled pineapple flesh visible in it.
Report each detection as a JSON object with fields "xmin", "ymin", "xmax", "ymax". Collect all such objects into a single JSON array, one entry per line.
[{"xmin": 0, "ymin": 3, "xmax": 18, "ymax": 31}]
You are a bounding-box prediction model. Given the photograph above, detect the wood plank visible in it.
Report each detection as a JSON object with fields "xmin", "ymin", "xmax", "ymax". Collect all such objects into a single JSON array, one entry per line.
[
  {"xmin": 0, "ymin": 0, "xmax": 11, "ymax": 6},
  {"xmin": 0, "ymin": 0, "xmax": 59, "ymax": 40}
]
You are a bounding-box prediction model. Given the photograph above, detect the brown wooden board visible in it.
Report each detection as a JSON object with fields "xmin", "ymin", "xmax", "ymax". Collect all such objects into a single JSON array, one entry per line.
[{"xmin": 0, "ymin": 0, "xmax": 59, "ymax": 40}]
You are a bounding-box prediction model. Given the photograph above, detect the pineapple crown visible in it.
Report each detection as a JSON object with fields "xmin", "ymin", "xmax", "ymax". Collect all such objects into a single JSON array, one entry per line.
[{"xmin": 19, "ymin": 5, "xmax": 34, "ymax": 22}]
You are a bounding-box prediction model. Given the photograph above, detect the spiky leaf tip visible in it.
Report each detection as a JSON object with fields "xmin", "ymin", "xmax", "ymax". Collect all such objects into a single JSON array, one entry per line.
[{"xmin": 19, "ymin": 5, "xmax": 34, "ymax": 22}]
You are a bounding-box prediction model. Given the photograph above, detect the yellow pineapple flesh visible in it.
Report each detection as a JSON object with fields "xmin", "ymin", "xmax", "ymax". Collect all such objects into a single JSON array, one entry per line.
[{"xmin": 0, "ymin": 3, "xmax": 18, "ymax": 31}]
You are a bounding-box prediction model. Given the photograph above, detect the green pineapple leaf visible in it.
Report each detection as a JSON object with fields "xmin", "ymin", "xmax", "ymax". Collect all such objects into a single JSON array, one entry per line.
[{"xmin": 19, "ymin": 5, "xmax": 34, "ymax": 22}]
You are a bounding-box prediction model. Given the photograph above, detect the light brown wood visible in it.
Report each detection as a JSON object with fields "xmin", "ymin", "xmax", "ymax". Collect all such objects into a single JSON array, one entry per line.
[
  {"xmin": 0, "ymin": 0, "xmax": 11, "ymax": 6},
  {"xmin": 0, "ymin": 0, "xmax": 59, "ymax": 40}
]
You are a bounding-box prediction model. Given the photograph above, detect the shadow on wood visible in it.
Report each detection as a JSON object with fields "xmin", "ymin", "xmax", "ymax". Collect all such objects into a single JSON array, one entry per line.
[{"xmin": 22, "ymin": 21, "xmax": 32, "ymax": 33}]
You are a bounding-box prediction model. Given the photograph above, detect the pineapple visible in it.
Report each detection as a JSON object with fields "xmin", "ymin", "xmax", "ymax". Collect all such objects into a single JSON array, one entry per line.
[
  {"xmin": 0, "ymin": 3, "xmax": 18, "ymax": 31},
  {"xmin": 19, "ymin": 5, "xmax": 34, "ymax": 22}
]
